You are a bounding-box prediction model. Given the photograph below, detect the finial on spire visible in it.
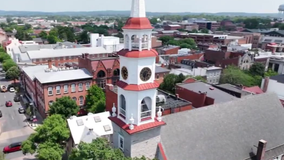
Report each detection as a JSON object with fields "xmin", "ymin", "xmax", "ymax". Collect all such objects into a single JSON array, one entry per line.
[
  {"xmin": 112, "ymin": 103, "xmax": 117, "ymax": 117},
  {"xmin": 130, "ymin": 0, "xmax": 146, "ymax": 18},
  {"xmin": 129, "ymin": 114, "xmax": 135, "ymax": 130},
  {"xmin": 157, "ymin": 106, "xmax": 162, "ymax": 122}
]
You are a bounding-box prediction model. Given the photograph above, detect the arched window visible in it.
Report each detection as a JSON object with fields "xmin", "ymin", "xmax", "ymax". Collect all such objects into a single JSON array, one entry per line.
[
  {"xmin": 140, "ymin": 97, "xmax": 152, "ymax": 121},
  {"xmin": 119, "ymin": 95, "xmax": 126, "ymax": 118},
  {"xmin": 97, "ymin": 70, "xmax": 106, "ymax": 78},
  {"xmin": 142, "ymin": 34, "xmax": 148, "ymax": 43},
  {"xmin": 113, "ymin": 68, "xmax": 120, "ymax": 76},
  {"xmin": 72, "ymin": 97, "xmax": 77, "ymax": 102}
]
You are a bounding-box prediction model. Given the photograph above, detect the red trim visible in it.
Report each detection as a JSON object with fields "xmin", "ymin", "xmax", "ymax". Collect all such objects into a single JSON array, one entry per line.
[
  {"xmin": 117, "ymin": 80, "xmax": 160, "ymax": 91},
  {"xmin": 118, "ymin": 49, "xmax": 158, "ymax": 58},
  {"xmin": 141, "ymin": 117, "xmax": 152, "ymax": 122},
  {"xmin": 158, "ymin": 143, "xmax": 168, "ymax": 160},
  {"xmin": 109, "ymin": 116, "xmax": 166, "ymax": 135},
  {"xmin": 123, "ymin": 17, "xmax": 153, "ymax": 30}
]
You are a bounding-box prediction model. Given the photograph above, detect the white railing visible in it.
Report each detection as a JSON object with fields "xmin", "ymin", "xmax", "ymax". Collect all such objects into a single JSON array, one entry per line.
[
  {"xmin": 141, "ymin": 110, "xmax": 151, "ymax": 119},
  {"xmin": 131, "ymin": 43, "xmax": 148, "ymax": 50}
]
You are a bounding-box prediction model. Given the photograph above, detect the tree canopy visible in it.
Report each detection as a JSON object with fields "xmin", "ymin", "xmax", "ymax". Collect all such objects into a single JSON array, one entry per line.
[
  {"xmin": 159, "ymin": 73, "xmax": 187, "ymax": 93},
  {"xmin": 48, "ymin": 96, "xmax": 80, "ymax": 119},
  {"xmin": 85, "ymin": 85, "xmax": 106, "ymax": 113},
  {"xmin": 249, "ymin": 62, "xmax": 265, "ymax": 77},
  {"xmin": 220, "ymin": 65, "xmax": 259, "ymax": 87},
  {"xmin": 3, "ymin": 59, "xmax": 16, "ymax": 72},
  {"xmin": 21, "ymin": 114, "xmax": 70, "ymax": 160},
  {"xmin": 5, "ymin": 66, "xmax": 20, "ymax": 82},
  {"xmin": 69, "ymin": 138, "xmax": 152, "ymax": 160},
  {"xmin": 0, "ymin": 52, "xmax": 11, "ymax": 63},
  {"xmin": 159, "ymin": 36, "xmax": 197, "ymax": 49}
]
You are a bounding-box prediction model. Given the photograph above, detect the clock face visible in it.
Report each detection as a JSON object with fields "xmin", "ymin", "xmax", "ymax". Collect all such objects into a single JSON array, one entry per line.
[
  {"xmin": 140, "ymin": 67, "xmax": 152, "ymax": 81},
  {"xmin": 121, "ymin": 66, "xmax": 128, "ymax": 80}
]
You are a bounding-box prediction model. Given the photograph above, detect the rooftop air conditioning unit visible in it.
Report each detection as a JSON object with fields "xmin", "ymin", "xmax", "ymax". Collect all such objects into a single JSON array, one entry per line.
[{"xmin": 156, "ymin": 95, "xmax": 167, "ymax": 103}]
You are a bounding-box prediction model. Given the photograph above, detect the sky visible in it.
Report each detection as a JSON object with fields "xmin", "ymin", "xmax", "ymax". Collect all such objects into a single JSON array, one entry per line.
[{"xmin": 0, "ymin": 0, "xmax": 283, "ymax": 13}]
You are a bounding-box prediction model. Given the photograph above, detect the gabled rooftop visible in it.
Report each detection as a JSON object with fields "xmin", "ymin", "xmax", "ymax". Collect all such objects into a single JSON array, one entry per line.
[
  {"xmin": 161, "ymin": 93, "xmax": 284, "ymax": 160},
  {"xmin": 67, "ymin": 112, "xmax": 113, "ymax": 145}
]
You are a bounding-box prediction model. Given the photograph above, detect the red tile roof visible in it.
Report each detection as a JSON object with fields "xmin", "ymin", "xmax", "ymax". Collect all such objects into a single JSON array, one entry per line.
[
  {"xmin": 109, "ymin": 116, "xmax": 166, "ymax": 135},
  {"xmin": 243, "ymin": 86, "xmax": 264, "ymax": 94},
  {"xmin": 123, "ymin": 17, "xmax": 153, "ymax": 30},
  {"xmin": 118, "ymin": 49, "xmax": 158, "ymax": 58},
  {"xmin": 117, "ymin": 80, "xmax": 159, "ymax": 91},
  {"xmin": 102, "ymin": 60, "xmax": 115, "ymax": 69}
]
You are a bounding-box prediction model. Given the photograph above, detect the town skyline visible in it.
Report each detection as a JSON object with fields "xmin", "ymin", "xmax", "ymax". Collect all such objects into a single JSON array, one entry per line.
[{"xmin": 0, "ymin": 0, "xmax": 283, "ymax": 13}]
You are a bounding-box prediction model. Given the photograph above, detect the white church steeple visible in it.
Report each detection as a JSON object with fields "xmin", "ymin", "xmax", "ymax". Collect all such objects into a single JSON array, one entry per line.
[{"xmin": 130, "ymin": 0, "xmax": 146, "ymax": 17}]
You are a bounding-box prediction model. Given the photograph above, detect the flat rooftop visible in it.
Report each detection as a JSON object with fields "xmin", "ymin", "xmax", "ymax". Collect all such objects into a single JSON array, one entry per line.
[
  {"xmin": 270, "ymin": 74, "xmax": 284, "ymax": 84},
  {"xmin": 22, "ymin": 65, "xmax": 92, "ymax": 84},
  {"xmin": 112, "ymin": 86, "xmax": 192, "ymax": 110},
  {"xmin": 177, "ymin": 82, "xmax": 236, "ymax": 104},
  {"xmin": 215, "ymin": 84, "xmax": 252, "ymax": 96},
  {"xmin": 27, "ymin": 47, "xmax": 110, "ymax": 59}
]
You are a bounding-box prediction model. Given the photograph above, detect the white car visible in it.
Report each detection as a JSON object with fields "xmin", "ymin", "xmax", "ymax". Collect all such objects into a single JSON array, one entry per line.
[{"xmin": 9, "ymin": 87, "xmax": 15, "ymax": 92}]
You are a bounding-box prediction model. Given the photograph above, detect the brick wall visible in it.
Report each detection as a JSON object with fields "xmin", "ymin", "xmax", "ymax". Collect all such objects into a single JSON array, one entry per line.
[{"xmin": 176, "ymin": 85, "xmax": 215, "ymax": 108}]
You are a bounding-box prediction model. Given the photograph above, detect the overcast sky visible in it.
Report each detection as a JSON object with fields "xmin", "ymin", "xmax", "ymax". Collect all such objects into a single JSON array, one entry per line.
[{"xmin": 0, "ymin": 0, "xmax": 282, "ymax": 13}]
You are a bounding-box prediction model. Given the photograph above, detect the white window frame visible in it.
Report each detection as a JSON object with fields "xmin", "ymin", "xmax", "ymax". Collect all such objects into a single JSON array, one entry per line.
[
  {"xmin": 78, "ymin": 83, "xmax": 83, "ymax": 91},
  {"xmin": 49, "ymin": 101, "xmax": 53, "ymax": 106},
  {"xmin": 64, "ymin": 85, "xmax": 68, "ymax": 93},
  {"xmin": 56, "ymin": 86, "xmax": 61, "ymax": 94},
  {"xmin": 86, "ymin": 82, "xmax": 90, "ymax": 90},
  {"xmin": 71, "ymin": 84, "xmax": 76, "ymax": 92},
  {"xmin": 118, "ymin": 134, "xmax": 124, "ymax": 151},
  {"xmin": 48, "ymin": 87, "xmax": 53, "ymax": 95},
  {"xmin": 79, "ymin": 96, "xmax": 84, "ymax": 106}
]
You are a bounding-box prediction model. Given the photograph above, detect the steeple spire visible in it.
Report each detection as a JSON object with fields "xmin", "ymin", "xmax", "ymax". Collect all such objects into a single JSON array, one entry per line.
[{"xmin": 130, "ymin": 0, "xmax": 146, "ymax": 17}]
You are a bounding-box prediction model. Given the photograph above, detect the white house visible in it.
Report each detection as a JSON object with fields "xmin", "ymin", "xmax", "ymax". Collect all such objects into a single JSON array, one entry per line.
[
  {"xmin": 66, "ymin": 112, "xmax": 113, "ymax": 153},
  {"xmin": 90, "ymin": 33, "xmax": 124, "ymax": 53}
]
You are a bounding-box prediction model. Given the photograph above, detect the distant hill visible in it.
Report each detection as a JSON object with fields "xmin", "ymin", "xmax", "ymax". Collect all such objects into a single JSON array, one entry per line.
[{"xmin": 0, "ymin": 10, "xmax": 279, "ymax": 17}]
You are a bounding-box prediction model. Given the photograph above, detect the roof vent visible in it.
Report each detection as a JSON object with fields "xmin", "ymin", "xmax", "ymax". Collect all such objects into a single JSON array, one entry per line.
[
  {"xmin": 103, "ymin": 125, "xmax": 111, "ymax": 132},
  {"xmin": 209, "ymin": 87, "xmax": 214, "ymax": 90},
  {"xmin": 76, "ymin": 119, "xmax": 84, "ymax": 126},
  {"xmin": 94, "ymin": 116, "xmax": 101, "ymax": 123}
]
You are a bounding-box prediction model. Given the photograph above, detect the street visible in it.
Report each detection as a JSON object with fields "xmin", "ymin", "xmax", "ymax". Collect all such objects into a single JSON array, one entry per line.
[{"xmin": 0, "ymin": 67, "xmax": 36, "ymax": 160}]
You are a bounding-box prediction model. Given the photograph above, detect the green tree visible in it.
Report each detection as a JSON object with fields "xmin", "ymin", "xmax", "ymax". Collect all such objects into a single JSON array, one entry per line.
[
  {"xmin": 265, "ymin": 69, "xmax": 278, "ymax": 77},
  {"xmin": 0, "ymin": 47, "xmax": 5, "ymax": 52},
  {"xmin": 39, "ymin": 31, "xmax": 48, "ymax": 39},
  {"xmin": 220, "ymin": 65, "xmax": 257, "ymax": 87},
  {"xmin": 159, "ymin": 36, "xmax": 174, "ymax": 45},
  {"xmin": 22, "ymin": 114, "xmax": 70, "ymax": 160},
  {"xmin": 77, "ymin": 31, "xmax": 89, "ymax": 44},
  {"xmin": 194, "ymin": 76, "xmax": 206, "ymax": 82},
  {"xmin": 69, "ymin": 138, "xmax": 151, "ymax": 160},
  {"xmin": 85, "ymin": 85, "xmax": 106, "ymax": 113},
  {"xmin": 5, "ymin": 66, "xmax": 20, "ymax": 83},
  {"xmin": 200, "ymin": 28, "xmax": 209, "ymax": 33},
  {"xmin": 0, "ymin": 52, "xmax": 11, "ymax": 62},
  {"xmin": 159, "ymin": 73, "xmax": 187, "ymax": 93},
  {"xmin": 47, "ymin": 35, "xmax": 60, "ymax": 44},
  {"xmin": 249, "ymin": 62, "xmax": 265, "ymax": 76},
  {"xmin": 49, "ymin": 96, "xmax": 79, "ymax": 119},
  {"xmin": 150, "ymin": 18, "xmax": 158, "ymax": 25},
  {"xmin": 3, "ymin": 59, "xmax": 16, "ymax": 72}
]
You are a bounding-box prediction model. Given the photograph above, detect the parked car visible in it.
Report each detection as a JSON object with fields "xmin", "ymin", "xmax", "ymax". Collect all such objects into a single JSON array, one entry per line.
[
  {"xmin": 14, "ymin": 96, "xmax": 20, "ymax": 102},
  {"xmin": 18, "ymin": 107, "xmax": 25, "ymax": 114},
  {"xmin": 3, "ymin": 142, "xmax": 22, "ymax": 153},
  {"xmin": 5, "ymin": 101, "xmax": 12, "ymax": 107},
  {"xmin": 9, "ymin": 87, "xmax": 15, "ymax": 92},
  {"xmin": 0, "ymin": 110, "xmax": 2, "ymax": 117}
]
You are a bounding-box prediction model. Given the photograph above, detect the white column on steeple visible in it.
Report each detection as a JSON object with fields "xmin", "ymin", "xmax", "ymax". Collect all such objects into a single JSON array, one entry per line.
[{"xmin": 130, "ymin": 0, "xmax": 146, "ymax": 18}]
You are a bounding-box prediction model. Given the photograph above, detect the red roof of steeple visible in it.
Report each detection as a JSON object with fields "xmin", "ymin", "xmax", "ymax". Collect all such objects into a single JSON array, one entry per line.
[{"xmin": 123, "ymin": 17, "xmax": 153, "ymax": 30}]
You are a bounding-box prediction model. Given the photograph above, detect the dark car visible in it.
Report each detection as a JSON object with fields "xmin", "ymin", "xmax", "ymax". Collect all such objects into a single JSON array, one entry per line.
[
  {"xmin": 14, "ymin": 96, "xmax": 20, "ymax": 102},
  {"xmin": 18, "ymin": 107, "xmax": 25, "ymax": 114},
  {"xmin": 3, "ymin": 142, "xmax": 22, "ymax": 153},
  {"xmin": 0, "ymin": 110, "xmax": 2, "ymax": 117},
  {"xmin": 5, "ymin": 101, "xmax": 12, "ymax": 107}
]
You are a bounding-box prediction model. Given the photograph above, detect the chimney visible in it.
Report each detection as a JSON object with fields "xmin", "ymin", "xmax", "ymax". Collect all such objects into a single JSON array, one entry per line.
[
  {"xmin": 48, "ymin": 60, "xmax": 52, "ymax": 69},
  {"xmin": 262, "ymin": 77, "xmax": 269, "ymax": 92},
  {"xmin": 82, "ymin": 53, "xmax": 85, "ymax": 58},
  {"xmin": 256, "ymin": 140, "xmax": 267, "ymax": 160},
  {"xmin": 106, "ymin": 84, "xmax": 114, "ymax": 91},
  {"xmin": 175, "ymin": 94, "xmax": 179, "ymax": 99},
  {"xmin": 199, "ymin": 91, "xmax": 207, "ymax": 107}
]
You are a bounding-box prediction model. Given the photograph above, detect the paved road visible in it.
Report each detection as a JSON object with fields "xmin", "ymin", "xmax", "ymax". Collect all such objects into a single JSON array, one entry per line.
[{"xmin": 0, "ymin": 67, "xmax": 36, "ymax": 160}]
